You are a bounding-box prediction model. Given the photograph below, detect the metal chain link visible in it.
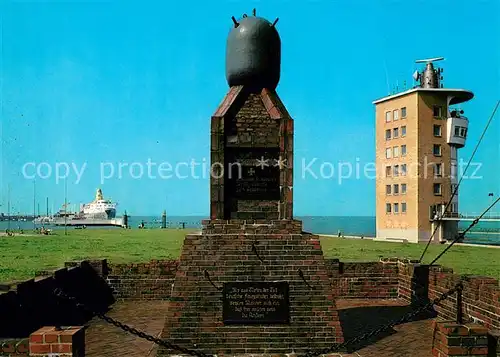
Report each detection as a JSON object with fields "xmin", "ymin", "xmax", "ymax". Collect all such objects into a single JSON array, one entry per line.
[
  {"xmin": 53, "ymin": 288, "xmax": 212, "ymax": 357},
  {"xmin": 304, "ymin": 283, "xmax": 462, "ymax": 357},
  {"xmin": 55, "ymin": 283, "xmax": 461, "ymax": 357}
]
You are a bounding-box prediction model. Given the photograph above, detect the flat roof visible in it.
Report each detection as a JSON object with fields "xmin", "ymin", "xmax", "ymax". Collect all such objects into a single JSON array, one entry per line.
[{"xmin": 372, "ymin": 87, "xmax": 474, "ymax": 105}]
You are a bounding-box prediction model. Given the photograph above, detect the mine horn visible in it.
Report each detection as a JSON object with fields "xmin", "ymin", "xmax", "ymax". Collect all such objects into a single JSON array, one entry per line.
[{"xmin": 231, "ymin": 16, "xmax": 239, "ymax": 28}]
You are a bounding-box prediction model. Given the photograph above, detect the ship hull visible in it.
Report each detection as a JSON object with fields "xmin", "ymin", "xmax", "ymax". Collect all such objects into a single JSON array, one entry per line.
[
  {"xmin": 52, "ymin": 217, "xmax": 125, "ymax": 227},
  {"xmin": 82, "ymin": 210, "xmax": 115, "ymax": 220}
]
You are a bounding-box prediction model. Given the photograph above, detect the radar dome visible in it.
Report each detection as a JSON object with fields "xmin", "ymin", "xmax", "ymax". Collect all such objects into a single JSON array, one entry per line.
[{"xmin": 225, "ymin": 13, "xmax": 281, "ymax": 90}]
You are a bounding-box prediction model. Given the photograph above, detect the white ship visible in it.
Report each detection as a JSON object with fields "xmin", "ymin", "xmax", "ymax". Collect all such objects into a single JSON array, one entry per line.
[
  {"xmin": 34, "ymin": 188, "xmax": 118, "ymax": 225},
  {"xmin": 80, "ymin": 188, "xmax": 117, "ymax": 219}
]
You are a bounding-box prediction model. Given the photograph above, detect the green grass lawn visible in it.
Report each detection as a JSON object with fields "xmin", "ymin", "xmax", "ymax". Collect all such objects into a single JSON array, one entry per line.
[
  {"xmin": 0, "ymin": 229, "xmax": 192, "ymax": 283},
  {"xmin": 0, "ymin": 229, "xmax": 498, "ymax": 283},
  {"xmin": 320, "ymin": 236, "xmax": 500, "ymax": 278}
]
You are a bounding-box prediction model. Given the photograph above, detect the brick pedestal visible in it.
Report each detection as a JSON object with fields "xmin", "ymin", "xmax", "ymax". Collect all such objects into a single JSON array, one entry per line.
[
  {"xmin": 157, "ymin": 222, "xmax": 344, "ymax": 356},
  {"xmin": 29, "ymin": 326, "xmax": 84, "ymax": 356},
  {"xmin": 432, "ymin": 320, "xmax": 489, "ymax": 357},
  {"xmin": 201, "ymin": 219, "xmax": 303, "ymax": 234},
  {"xmin": 210, "ymin": 86, "xmax": 294, "ymax": 221}
]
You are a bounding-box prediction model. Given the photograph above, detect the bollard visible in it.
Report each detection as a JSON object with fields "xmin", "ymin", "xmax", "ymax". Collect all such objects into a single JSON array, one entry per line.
[
  {"xmin": 161, "ymin": 210, "xmax": 167, "ymax": 229},
  {"xmin": 456, "ymin": 283, "xmax": 463, "ymax": 324}
]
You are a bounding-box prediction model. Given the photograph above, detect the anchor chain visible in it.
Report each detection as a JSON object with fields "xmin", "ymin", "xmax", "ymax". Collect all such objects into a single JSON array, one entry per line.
[
  {"xmin": 304, "ymin": 283, "xmax": 462, "ymax": 356},
  {"xmin": 54, "ymin": 282, "xmax": 461, "ymax": 357},
  {"xmin": 53, "ymin": 288, "xmax": 212, "ymax": 357}
]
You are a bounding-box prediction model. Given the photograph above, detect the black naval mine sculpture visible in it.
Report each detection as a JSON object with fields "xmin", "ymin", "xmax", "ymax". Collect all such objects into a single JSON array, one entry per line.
[
  {"xmin": 156, "ymin": 10, "xmax": 344, "ymax": 356},
  {"xmin": 226, "ymin": 9, "xmax": 281, "ymax": 90}
]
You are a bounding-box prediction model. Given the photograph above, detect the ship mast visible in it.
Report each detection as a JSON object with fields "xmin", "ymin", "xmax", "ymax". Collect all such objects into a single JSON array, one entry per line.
[{"xmin": 64, "ymin": 179, "xmax": 68, "ymax": 235}]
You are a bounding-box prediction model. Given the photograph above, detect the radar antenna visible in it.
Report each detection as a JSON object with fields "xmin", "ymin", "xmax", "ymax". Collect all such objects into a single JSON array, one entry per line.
[
  {"xmin": 414, "ymin": 57, "xmax": 445, "ymax": 88},
  {"xmin": 415, "ymin": 57, "xmax": 445, "ymax": 64}
]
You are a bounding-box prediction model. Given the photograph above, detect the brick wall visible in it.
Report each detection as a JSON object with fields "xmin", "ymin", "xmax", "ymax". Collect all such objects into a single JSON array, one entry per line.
[
  {"xmin": 229, "ymin": 91, "xmax": 280, "ymax": 146},
  {"xmin": 398, "ymin": 261, "xmax": 500, "ymax": 331},
  {"xmin": 1, "ymin": 256, "xmax": 499, "ymax": 351},
  {"xmin": 105, "ymin": 260, "xmax": 178, "ymax": 300},
  {"xmin": 325, "ymin": 259, "xmax": 399, "ymax": 299}
]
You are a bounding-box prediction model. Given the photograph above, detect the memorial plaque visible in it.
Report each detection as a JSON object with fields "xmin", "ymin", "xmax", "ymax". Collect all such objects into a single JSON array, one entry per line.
[
  {"xmin": 222, "ymin": 282, "xmax": 290, "ymax": 325},
  {"xmin": 226, "ymin": 148, "xmax": 280, "ymax": 200}
]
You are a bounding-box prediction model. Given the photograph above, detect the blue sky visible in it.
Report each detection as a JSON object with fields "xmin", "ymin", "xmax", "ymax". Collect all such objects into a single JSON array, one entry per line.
[{"xmin": 1, "ymin": 0, "xmax": 499, "ymax": 216}]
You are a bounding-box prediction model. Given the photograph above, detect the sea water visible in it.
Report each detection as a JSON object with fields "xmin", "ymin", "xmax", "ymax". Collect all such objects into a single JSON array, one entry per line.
[{"xmin": 1, "ymin": 216, "xmax": 498, "ymax": 246}]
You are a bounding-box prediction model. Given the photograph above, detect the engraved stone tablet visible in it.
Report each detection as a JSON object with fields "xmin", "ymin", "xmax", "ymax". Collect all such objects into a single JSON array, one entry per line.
[
  {"xmin": 222, "ymin": 282, "xmax": 290, "ymax": 325},
  {"xmin": 226, "ymin": 148, "xmax": 280, "ymax": 200}
]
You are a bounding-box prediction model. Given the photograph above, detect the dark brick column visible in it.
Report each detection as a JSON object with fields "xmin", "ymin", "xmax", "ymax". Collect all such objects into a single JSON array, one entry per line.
[{"xmin": 209, "ymin": 86, "xmax": 294, "ymax": 220}]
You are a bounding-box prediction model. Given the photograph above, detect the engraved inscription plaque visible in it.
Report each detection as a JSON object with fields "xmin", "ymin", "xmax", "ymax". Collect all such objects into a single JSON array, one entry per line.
[
  {"xmin": 235, "ymin": 166, "xmax": 279, "ymax": 199},
  {"xmin": 226, "ymin": 148, "xmax": 280, "ymax": 200},
  {"xmin": 223, "ymin": 282, "xmax": 290, "ymax": 325}
]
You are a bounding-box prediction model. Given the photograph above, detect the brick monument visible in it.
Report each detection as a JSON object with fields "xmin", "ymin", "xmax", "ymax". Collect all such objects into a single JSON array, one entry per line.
[{"xmin": 157, "ymin": 11, "xmax": 344, "ymax": 356}]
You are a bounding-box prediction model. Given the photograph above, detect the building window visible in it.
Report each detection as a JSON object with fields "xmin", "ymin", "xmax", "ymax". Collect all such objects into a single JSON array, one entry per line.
[
  {"xmin": 433, "ymin": 125, "xmax": 442, "ymax": 137},
  {"xmin": 451, "ymin": 183, "xmax": 458, "ymax": 194},
  {"xmin": 451, "ymin": 162, "xmax": 457, "ymax": 179},
  {"xmin": 401, "ymin": 126, "xmax": 406, "ymax": 137},
  {"xmin": 454, "ymin": 126, "xmax": 468, "ymax": 138},
  {"xmin": 393, "ymin": 127, "xmax": 399, "ymax": 138},
  {"xmin": 393, "ymin": 184, "xmax": 399, "ymax": 195},
  {"xmin": 433, "ymin": 105, "xmax": 442, "ymax": 118},
  {"xmin": 401, "ymin": 164, "xmax": 407, "ymax": 176},
  {"xmin": 393, "ymin": 109, "xmax": 399, "ymax": 121},
  {"xmin": 386, "ymin": 203, "xmax": 392, "ymax": 214},
  {"xmin": 385, "ymin": 111, "xmax": 391, "ymax": 122},
  {"xmin": 433, "ymin": 183, "xmax": 442, "ymax": 196},
  {"xmin": 386, "ymin": 185, "xmax": 392, "ymax": 195},
  {"xmin": 386, "ymin": 166, "xmax": 392, "ymax": 177},
  {"xmin": 401, "ymin": 107, "xmax": 407, "ymax": 118},
  {"xmin": 434, "ymin": 163, "xmax": 442, "ymax": 177},
  {"xmin": 401, "ymin": 144, "xmax": 407, "ymax": 156},
  {"xmin": 393, "ymin": 146, "xmax": 399, "ymax": 157},
  {"xmin": 394, "ymin": 203, "xmax": 399, "ymax": 214},
  {"xmin": 402, "ymin": 202, "xmax": 407, "ymax": 213},
  {"xmin": 451, "ymin": 203, "xmax": 458, "ymax": 213},
  {"xmin": 393, "ymin": 165, "xmax": 399, "ymax": 176},
  {"xmin": 401, "ymin": 183, "xmax": 407, "ymax": 194},
  {"xmin": 429, "ymin": 205, "xmax": 437, "ymax": 219},
  {"xmin": 386, "ymin": 148, "xmax": 392, "ymax": 159},
  {"xmin": 386, "ymin": 129, "xmax": 391, "ymax": 140},
  {"xmin": 433, "ymin": 144, "xmax": 442, "ymax": 156},
  {"xmin": 460, "ymin": 127, "xmax": 467, "ymax": 138}
]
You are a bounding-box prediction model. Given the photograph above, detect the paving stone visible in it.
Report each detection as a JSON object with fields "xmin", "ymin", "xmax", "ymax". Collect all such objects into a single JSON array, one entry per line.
[
  {"xmin": 85, "ymin": 301, "xmax": 168, "ymax": 356},
  {"xmin": 85, "ymin": 298, "xmax": 435, "ymax": 357}
]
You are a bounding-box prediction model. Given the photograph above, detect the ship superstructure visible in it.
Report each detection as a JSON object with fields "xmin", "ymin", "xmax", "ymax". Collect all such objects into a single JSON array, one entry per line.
[{"xmin": 80, "ymin": 188, "xmax": 117, "ymax": 219}]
